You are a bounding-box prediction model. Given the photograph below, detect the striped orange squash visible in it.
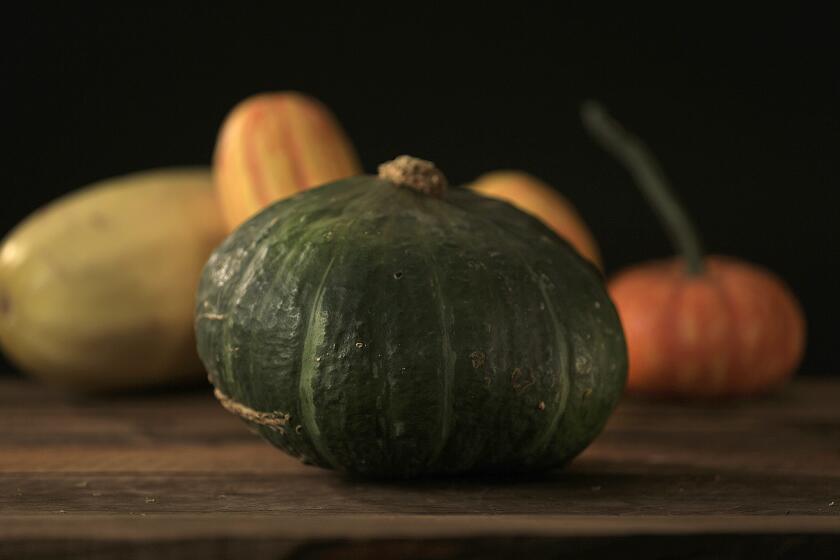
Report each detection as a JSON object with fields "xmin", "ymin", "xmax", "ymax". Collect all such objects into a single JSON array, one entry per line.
[{"xmin": 214, "ymin": 92, "xmax": 362, "ymax": 232}]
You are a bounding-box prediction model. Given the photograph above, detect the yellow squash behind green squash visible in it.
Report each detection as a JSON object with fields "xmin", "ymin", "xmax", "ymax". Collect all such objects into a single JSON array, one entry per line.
[{"xmin": 0, "ymin": 169, "xmax": 226, "ymax": 392}]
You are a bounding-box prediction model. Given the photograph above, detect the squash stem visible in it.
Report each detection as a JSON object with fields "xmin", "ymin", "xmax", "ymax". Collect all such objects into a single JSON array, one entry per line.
[
  {"xmin": 580, "ymin": 101, "xmax": 705, "ymax": 276},
  {"xmin": 378, "ymin": 155, "xmax": 448, "ymax": 198}
]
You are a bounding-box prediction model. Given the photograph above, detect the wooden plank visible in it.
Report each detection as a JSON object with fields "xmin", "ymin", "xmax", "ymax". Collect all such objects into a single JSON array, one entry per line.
[
  {"xmin": 0, "ymin": 376, "xmax": 838, "ymax": 558},
  {"xmin": 1, "ymin": 468, "xmax": 838, "ymax": 516},
  {"xmin": 0, "ymin": 515, "xmax": 838, "ymax": 559},
  {"xmin": 3, "ymin": 513, "xmax": 840, "ymax": 539}
]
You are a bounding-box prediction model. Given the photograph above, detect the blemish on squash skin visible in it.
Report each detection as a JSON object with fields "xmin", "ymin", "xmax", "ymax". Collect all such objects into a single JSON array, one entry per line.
[
  {"xmin": 470, "ymin": 352, "xmax": 491, "ymax": 385},
  {"xmin": 511, "ymin": 368, "xmax": 535, "ymax": 392},
  {"xmin": 89, "ymin": 213, "xmax": 109, "ymax": 229}
]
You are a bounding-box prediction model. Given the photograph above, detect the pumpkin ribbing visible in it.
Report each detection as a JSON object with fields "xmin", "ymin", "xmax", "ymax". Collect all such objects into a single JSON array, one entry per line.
[{"xmin": 195, "ymin": 162, "xmax": 626, "ymax": 477}]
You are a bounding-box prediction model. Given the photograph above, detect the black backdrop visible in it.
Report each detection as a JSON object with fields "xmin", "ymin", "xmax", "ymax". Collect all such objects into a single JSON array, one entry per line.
[{"xmin": 2, "ymin": 7, "xmax": 837, "ymax": 375}]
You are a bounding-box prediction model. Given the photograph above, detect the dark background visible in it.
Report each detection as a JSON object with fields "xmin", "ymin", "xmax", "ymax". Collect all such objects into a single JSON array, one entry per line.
[{"xmin": 2, "ymin": 7, "xmax": 837, "ymax": 374}]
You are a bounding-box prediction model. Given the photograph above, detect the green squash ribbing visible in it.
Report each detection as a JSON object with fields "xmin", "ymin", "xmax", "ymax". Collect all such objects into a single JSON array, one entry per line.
[{"xmin": 195, "ymin": 171, "xmax": 626, "ymax": 478}]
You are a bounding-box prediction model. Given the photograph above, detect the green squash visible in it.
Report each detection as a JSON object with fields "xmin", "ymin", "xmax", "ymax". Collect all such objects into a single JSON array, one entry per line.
[{"xmin": 195, "ymin": 156, "xmax": 626, "ymax": 478}]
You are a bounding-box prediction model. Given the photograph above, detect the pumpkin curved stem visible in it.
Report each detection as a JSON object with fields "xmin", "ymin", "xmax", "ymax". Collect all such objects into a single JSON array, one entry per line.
[{"xmin": 581, "ymin": 101, "xmax": 705, "ymax": 276}]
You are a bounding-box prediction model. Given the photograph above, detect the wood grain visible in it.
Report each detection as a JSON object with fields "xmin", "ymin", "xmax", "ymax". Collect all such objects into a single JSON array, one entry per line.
[{"xmin": 1, "ymin": 377, "xmax": 838, "ymax": 558}]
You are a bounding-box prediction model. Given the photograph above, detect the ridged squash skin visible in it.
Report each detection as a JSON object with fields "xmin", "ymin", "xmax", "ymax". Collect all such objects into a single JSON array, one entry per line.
[
  {"xmin": 0, "ymin": 169, "xmax": 226, "ymax": 392},
  {"xmin": 195, "ymin": 175, "xmax": 626, "ymax": 478}
]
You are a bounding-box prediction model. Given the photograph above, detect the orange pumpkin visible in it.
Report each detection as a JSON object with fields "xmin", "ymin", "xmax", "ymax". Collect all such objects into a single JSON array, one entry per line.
[
  {"xmin": 214, "ymin": 92, "xmax": 361, "ymax": 232},
  {"xmin": 610, "ymin": 257, "xmax": 805, "ymax": 396},
  {"xmin": 582, "ymin": 102, "xmax": 806, "ymax": 398},
  {"xmin": 470, "ymin": 171, "xmax": 602, "ymax": 269}
]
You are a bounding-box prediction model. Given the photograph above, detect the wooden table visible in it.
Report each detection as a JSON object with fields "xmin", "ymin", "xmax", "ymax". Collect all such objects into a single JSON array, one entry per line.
[{"xmin": 1, "ymin": 376, "xmax": 838, "ymax": 559}]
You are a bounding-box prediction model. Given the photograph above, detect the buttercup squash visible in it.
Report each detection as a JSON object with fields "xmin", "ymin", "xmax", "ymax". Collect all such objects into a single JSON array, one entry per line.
[{"xmin": 195, "ymin": 156, "xmax": 626, "ymax": 478}]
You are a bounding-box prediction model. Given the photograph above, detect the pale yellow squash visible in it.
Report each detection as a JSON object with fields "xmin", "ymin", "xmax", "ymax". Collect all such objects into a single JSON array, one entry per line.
[
  {"xmin": 470, "ymin": 171, "xmax": 602, "ymax": 269},
  {"xmin": 0, "ymin": 169, "xmax": 225, "ymax": 392}
]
